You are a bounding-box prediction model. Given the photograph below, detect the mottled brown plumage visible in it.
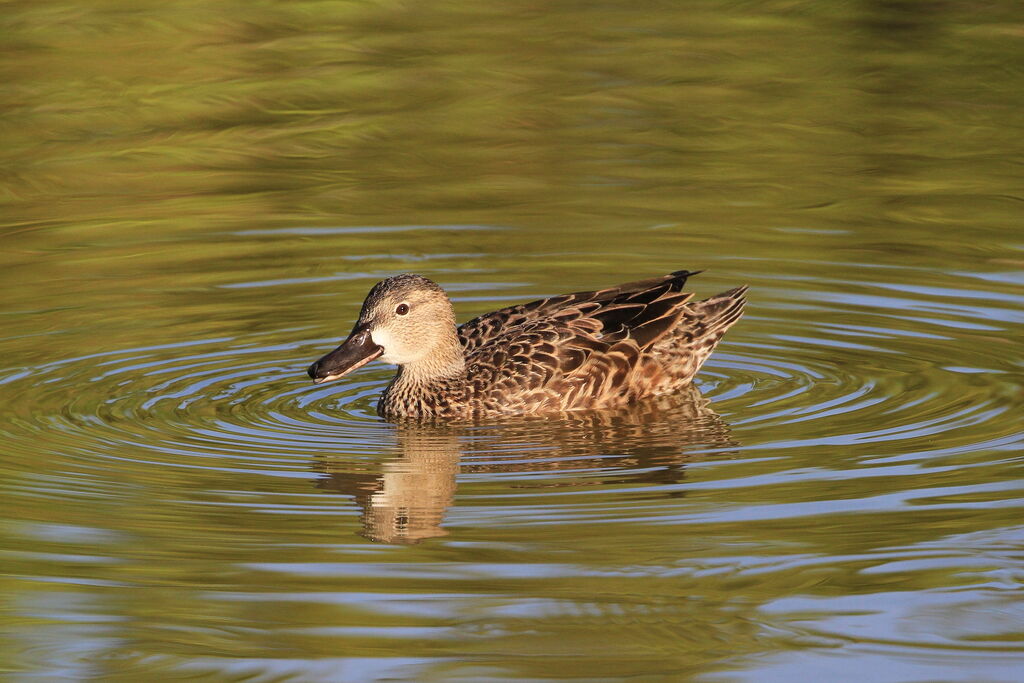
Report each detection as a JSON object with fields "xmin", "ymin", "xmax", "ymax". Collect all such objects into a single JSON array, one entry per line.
[{"xmin": 307, "ymin": 270, "xmax": 747, "ymax": 420}]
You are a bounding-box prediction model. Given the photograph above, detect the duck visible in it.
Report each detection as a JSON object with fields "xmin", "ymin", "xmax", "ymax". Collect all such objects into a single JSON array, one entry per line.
[{"xmin": 307, "ymin": 270, "xmax": 747, "ymax": 420}]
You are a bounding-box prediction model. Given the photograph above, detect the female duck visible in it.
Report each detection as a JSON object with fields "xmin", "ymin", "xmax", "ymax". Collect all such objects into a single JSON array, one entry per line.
[{"xmin": 307, "ymin": 270, "xmax": 746, "ymax": 420}]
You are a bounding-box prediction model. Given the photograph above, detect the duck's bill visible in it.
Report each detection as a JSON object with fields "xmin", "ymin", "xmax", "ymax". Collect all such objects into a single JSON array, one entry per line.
[{"xmin": 307, "ymin": 325, "xmax": 383, "ymax": 384}]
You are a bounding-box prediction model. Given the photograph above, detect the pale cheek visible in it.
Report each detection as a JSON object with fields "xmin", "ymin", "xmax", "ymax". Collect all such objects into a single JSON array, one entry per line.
[{"xmin": 370, "ymin": 328, "xmax": 397, "ymax": 364}]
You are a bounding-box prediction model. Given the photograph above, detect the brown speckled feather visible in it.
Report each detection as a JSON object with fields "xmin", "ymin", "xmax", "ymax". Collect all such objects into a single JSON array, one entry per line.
[
  {"xmin": 307, "ymin": 270, "xmax": 747, "ymax": 420},
  {"xmin": 454, "ymin": 272, "xmax": 746, "ymax": 416},
  {"xmin": 458, "ymin": 269, "xmax": 699, "ymax": 353}
]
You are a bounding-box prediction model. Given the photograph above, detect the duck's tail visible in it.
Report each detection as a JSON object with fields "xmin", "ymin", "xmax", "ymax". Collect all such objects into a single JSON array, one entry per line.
[
  {"xmin": 644, "ymin": 284, "xmax": 747, "ymax": 391},
  {"xmin": 692, "ymin": 286, "xmax": 748, "ymax": 341},
  {"xmin": 684, "ymin": 285, "xmax": 747, "ymax": 373}
]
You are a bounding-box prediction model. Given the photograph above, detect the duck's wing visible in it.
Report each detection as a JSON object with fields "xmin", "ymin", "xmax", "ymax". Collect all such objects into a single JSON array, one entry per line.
[
  {"xmin": 461, "ymin": 278, "xmax": 748, "ymax": 414},
  {"xmin": 457, "ymin": 269, "xmax": 700, "ymax": 353},
  {"xmin": 461, "ymin": 281, "xmax": 705, "ymax": 413}
]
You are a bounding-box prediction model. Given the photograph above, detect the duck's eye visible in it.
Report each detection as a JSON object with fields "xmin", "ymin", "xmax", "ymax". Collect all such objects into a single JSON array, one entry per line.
[{"xmin": 395, "ymin": 303, "xmax": 409, "ymax": 316}]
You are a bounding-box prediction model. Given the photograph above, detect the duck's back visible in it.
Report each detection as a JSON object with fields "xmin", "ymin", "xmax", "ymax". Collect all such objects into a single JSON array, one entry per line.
[{"xmin": 456, "ymin": 271, "xmax": 746, "ymax": 416}]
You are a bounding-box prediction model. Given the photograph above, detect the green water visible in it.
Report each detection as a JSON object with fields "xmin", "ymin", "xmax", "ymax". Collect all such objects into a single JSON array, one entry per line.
[{"xmin": 2, "ymin": 1, "xmax": 1023, "ymax": 680}]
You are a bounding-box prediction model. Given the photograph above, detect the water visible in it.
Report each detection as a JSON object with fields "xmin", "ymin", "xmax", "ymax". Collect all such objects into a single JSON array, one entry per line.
[{"xmin": 2, "ymin": 1, "xmax": 1023, "ymax": 680}]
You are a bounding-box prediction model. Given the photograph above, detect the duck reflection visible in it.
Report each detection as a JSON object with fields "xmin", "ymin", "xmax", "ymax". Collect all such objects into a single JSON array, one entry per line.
[{"xmin": 313, "ymin": 384, "xmax": 739, "ymax": 544}]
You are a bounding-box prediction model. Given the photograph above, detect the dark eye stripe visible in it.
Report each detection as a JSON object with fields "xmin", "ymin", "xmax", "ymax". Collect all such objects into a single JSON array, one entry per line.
[{"xmin": 396, "ymin": 303, "xmax": 409, "ymax": 315}]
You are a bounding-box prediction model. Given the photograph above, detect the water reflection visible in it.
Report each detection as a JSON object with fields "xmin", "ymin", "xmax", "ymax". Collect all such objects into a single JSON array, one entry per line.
[
  {"xmin": 315, "ymin": 384, "xmax": 738, "ymax": 543},
  {"xmin": 2, "ymin": 0, "xmax": 1022, "ymax": 677}
]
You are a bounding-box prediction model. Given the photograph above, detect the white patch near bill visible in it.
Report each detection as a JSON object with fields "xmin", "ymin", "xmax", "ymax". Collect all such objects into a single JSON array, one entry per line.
[{"xmin": 370, "ymin": 327, "xmax": 398, "ymax": 365}]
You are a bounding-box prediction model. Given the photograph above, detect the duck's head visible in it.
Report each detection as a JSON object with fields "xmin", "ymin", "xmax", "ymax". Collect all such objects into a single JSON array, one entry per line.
[{"xmin": 308, "ymin": 274, "xmax": 461, "ymax": 384}]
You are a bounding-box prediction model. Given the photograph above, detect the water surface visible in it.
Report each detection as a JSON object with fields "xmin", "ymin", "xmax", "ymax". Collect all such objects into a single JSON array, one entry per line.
[{"xmin": 2, "ymin": 1, "xmax": 1023, "ymax": 681}]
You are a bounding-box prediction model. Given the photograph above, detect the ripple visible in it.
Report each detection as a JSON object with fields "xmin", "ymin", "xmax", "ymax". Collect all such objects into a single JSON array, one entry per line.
[
  {"xmin": 2, "ymin": 265, "xmax": 1020, "ymax": 485},
  {"xmin": 0, "ymin": 336, "xmax": 396, "ymax": 484},
  {"xmin": 701, "ymin": 268, "xmax": 1022, "ymax": 461},
  {"xmin": 0, "ymin": 265, "xmax": 1021, "ymax": 683}
]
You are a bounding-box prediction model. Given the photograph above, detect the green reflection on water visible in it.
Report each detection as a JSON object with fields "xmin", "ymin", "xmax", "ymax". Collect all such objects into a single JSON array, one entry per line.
[{"xmin": 1, "ymin": 0, "xmax": 1022, "ymax": 680}]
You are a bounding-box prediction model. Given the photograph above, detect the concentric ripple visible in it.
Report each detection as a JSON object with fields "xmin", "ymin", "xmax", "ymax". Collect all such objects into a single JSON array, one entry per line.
[
  {"xmin": 0, "ymin": 336, "xmax": 400, "ymax": 479},
  {"xmin": 701, "ymin": 266, "xmax": 1022, "ymax": 459},
  {"xmin": 1, "ymin": 262, "xmax": 1022, "ymax": 681},
  {"xmin": 1, "ymin": 263, "xmax": 1018, "ymax": 500}
]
